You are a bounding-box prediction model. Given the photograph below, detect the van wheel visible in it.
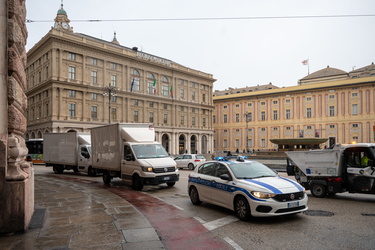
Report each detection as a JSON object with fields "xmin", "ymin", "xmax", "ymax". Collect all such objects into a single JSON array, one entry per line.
[
  {"xmin": 188, "ymin": 163, "xmax": 194, "ymax": 170},
  {"xmin": 234, "ymin": 196, "xmax": 251, "ymax": 221},
  {"xmin": 103, "ymin": 171, "xmax": 111, "ymax": 184},
  {"xmin": 88, "ymin": 167, "xmax": 97, "ymax": 177},
  {"xmin": 311, "ymin": 183, "xmax": 327, "ymax": 198},
  {"xmin": 189, "ymin": 186, "xmax": 202, "ymax": 205},
  {"xmin": 132, "ymin": 175, "xmax": 143, "ymax": 191}
]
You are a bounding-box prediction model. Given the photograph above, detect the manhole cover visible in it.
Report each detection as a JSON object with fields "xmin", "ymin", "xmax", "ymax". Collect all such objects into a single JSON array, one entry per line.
[
  {"xmin": 361, "ymin": 213, "xmax": 375, "ymax": 216},
  {"xmin": 303, "ymin": 210, "xmax": 334, "ymax": 217}
]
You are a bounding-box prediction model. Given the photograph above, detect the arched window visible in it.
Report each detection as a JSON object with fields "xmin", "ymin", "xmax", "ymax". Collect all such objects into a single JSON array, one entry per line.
[{"xmin": 131, "ymin": 69, "xmax": 140, "ymax": 92}]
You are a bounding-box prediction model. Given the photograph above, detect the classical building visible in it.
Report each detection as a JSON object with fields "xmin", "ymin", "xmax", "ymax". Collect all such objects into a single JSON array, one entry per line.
[
  {"xmin": 213, "ymin": 64, "xmax": 375, "ymax": 153},
  {"xmin": 25, "ymin": 4, "xmax": 215, "ymax": 155}
]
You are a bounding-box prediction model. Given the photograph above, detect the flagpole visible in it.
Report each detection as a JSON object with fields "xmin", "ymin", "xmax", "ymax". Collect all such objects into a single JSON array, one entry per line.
[{"xmin": 307, "ymin": 58, "xmax": 310, "ymax": 75}]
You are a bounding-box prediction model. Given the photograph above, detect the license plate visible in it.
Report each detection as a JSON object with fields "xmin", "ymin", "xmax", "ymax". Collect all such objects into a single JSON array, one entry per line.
[
  {"xmin": 288, "ymin": 201, "xmax": 299, "ymax": 208},
  {"xmin": 163, "ymin": 176, "xmax": 170, "ymax": 181}
]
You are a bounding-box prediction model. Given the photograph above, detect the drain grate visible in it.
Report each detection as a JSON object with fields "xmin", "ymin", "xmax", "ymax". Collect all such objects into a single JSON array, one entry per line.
[
  {"xmin": 361, "ymin": 213, "xmax": 375, "ymax": 216},
  {"xmin": 29, "ymin": 208, "xmax": 46, "ymax": 229},
  {"xmin": 303, "ymin": 210, "xmax": 334, "ymax": 217}
]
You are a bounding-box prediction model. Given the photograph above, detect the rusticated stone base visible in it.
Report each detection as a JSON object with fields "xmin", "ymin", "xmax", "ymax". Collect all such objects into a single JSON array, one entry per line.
[{"xmin": 0, "ymin": 167, "xmax": 34, "ymax": 233}]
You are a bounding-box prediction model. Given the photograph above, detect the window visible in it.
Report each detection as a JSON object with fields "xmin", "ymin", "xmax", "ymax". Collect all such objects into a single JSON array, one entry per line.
[
  {"xmin": 273, "ymin": 101, "xmax": 278, "ymax": 104},
  {"xmin": 68, "ymin": 90, "xmax": 76, "ymax": 98},
  {"xmin": 164, "ymin": 104, "xmax": 168, "ymax": 109},
  {"xmin": 91, "ymin": 106, "xmax": 97, "ymax": 118},
  {"xmin": 286, "ymin": 99, "xmax": 291, "ymax": 103},
  {"xmin": 286, "ymin": 109, "xmax": 291, "ymax": 119},
  {"xmin": 180, "ymin": 116, "xmax": 184, "ymax": 125},
  {"xmin": 202, "ymin": 94, "xmax": 206, "ymax": 103},
  {"xmin": 202, "ymin": 118, "xmax": 206, "ymax": 127},
  {"xmin": 307, "ymin": 126, "xmax": 312, "ymax": 129},
  {"xmin": 91, "ymin": 93, "xmax": 97, "ymax": 100},
  {"xmin": 306, "ymin": 97, "xmax": 311, "ymax": 101},
  {"xmin": 149, "ymin": 112, "xmax": 154, "ymax": 123},
  {"xmin": 261, "ymin": 128, "xmax": 266, "ymax": 131},
  {"xmin": 235, "ymin": 114, "xmax": 240, "ymax": 122},
  {"xmin": 91, "ymin": 58, "xmax": 97, "ymax": 65},
  {"xmin": 329, "ymin": 95, "xmax": 335, "ymax": 99},
  {"xmin": 352, "ymin": 104, "xmax": 358, "ymax": 115},
  {"xmin": 247, "ymin": 103, "xmax": 252, "ymax": 107},
  {"xmin": 192, "ymin": 91, "xmax": 196, "ymax": 101},
  {"xmin": 180, "ymin": 106, "xmax": 184, "ymax": 112},
  {"xmin": 273, "ymin": 110, "xmax": 278, "ymax": 120},
  {"xmin": 149, "ymin": 102, "xmax": 154, "ymax": 108},
  {"xmin": 68, "ymin": 52, "xmax": 75, "ymax": 61},
  {"xmin": 110, "ymin": 96, "xmax": 117, "ymax": 103},
  {"xmin": 352, "ymin": 124, "xmax": 359, "ymax": 128},
  {"xmin": 111, "ymin": 108, "xmax": 117, "ymax": 120},
  {"xmin": 245, "ymin": 113, "xmax": 252, "ymax": 122},
  {"xmin": 180, "ymin": 89, "xmax": 185, "ymax": 99},
  {"xmin": 261, "ymin": 102, "xmax": 265, "ymax": 105},
  {"xmin": 223, "ymin": 114, "xmax": 228, "ymax": 123},
  {"xmin": 69, "ymin": 103, "xmax": 76, "ymax": 117},
  {"xmin": 273, "ymin": 127, "xmax": 278, "ymax": 131},
  {"xmin": 163, "ymin": 114, "xmax": 168, "ymax": 124},
  {"xmin": 329, "ymin": 106, "xmax": 335, "ymax": 116},
  {"xmin": 223, "ymin": 105, "xmax": 228, "ymax": 109},
  {"xmin": 192, "ymin": 116, "xmax": 196, "ymax": 126},
  {"xmin": 198, "ymin": 162, "xmax": 215, "ymax": 176},
  {"xmin": 261, "ymin": 111, "xmax": 266, "ymax": 121},
  {"xmin": 134, "ymin": 100, "xmax": 138, "ymax": 106},
  {"xmin": 147, "ymin": 73, "xmax": 156, "ymax": 94},
  {"xmin": 45, "ymin": 103, "xmax": 49, "ymax": 116},
  {"xmin": 131, "ymin": 69, "xmax": 140, "ymax": 92},
  {"xmin": 330, "ymin": 125, "xmax": 335, "ymax": 128},
  {"xmin": 91, "ymin": 71, "xmax": 97, "ymax": 84},
  {"xmin": 68, "ymin": 66, "xmax": 76, "ymax": 80},
  {"xmin": 45, "ymin": 66, "xmax": 49, "ymax": 79},
  {"xmin": 111, "ymin": 75, "xmax": 116, "ymax": 86},
  {"xmin": 261, "ymin": 139, "xmax": 266, "ymax": 148},
  {"xmin": 162, "ymin": 84, "xmax": 169, "ymax": 96},
  {"xmin": 352, "ymin": 92, "xmax": 358, "ymax": 97},
  {"xmin": 111, "ymin": 63, "xmax": 117, "ymax": 70},
  {"xmin": 307, "ymin": 108, "xmax": 312, "ymax": 118},
  {"xmin": 286, "ymin": 127, "xmax": 291, "ymax": 130},
  {"xmin": 223, "ymin": 139, "xmax": 227, "ymax": 148},
  {"xmin": 134, "ymin": 111, "xmax": 139, "ymax": 122}
]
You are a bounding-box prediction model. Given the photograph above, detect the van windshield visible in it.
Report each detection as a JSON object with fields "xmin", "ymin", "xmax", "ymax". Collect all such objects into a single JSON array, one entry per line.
[{"xmin": 132, "ymin": 144, "xmax": 169, "ymax": 159}]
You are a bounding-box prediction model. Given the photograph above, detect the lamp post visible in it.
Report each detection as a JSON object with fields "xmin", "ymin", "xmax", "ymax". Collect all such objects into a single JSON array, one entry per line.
[
  {"xmin": 244, "ymin": 112, "xmax": 251, "ymax": 153},
  {"xmin": 102, "ymin": 83, "xmax": 117, "ymax": 124}
]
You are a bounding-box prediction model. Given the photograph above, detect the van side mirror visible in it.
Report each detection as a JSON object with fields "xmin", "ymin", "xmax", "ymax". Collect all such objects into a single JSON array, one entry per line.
[{"xmin": 125, "ymin": 154, "xmax": 135, "ymax": 161}]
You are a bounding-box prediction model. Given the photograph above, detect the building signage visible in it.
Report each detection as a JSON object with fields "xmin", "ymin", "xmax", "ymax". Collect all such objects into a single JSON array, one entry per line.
[{"xmin": 137, "ymin": 52, "xmax": 171, "ymax": 67}]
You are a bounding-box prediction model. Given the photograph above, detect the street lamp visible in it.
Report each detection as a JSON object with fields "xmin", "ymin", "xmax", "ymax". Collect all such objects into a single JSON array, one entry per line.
[
  {"xmin": 244, "ymin": 112, "xmax": 251, "ymax": 153},
  {"xmin": 102, "ymin": 83, "xmax": 117, "ymax": 124}
]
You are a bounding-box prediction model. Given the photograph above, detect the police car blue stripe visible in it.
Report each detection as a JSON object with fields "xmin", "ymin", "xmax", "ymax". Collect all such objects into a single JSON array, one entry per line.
[
  {"xmin": 244, "ymin": 179, "xmax": 283, "ymax": 194},
  {"xmin": 188, "ymin": 177, "xmax": 265, "ymax": 201},
  {"xmin": 279, "ymin": 177, "xmax": 304, "ymax": 191}
]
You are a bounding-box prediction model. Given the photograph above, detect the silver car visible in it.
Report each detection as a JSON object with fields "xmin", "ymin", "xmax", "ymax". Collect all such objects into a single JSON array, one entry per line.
[{"xmin": 174, "ymin": 154, "xmax": 206, "ymax": 170}]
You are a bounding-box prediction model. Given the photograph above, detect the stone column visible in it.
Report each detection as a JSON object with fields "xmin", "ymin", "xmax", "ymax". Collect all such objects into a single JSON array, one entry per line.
[{"xmin": 0, "ymin": 0, "xmax": 34, "ymax": 233}]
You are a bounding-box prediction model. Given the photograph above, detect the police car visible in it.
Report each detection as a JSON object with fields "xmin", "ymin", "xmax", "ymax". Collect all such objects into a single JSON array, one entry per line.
[{"xmin": 188, "ymin": 156, "xmax": 308, "ymax": 220}]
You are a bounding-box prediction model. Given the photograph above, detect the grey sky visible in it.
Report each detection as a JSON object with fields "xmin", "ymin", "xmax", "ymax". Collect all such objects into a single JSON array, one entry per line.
[{"xmin": 26, "ymin": 0, "xmax": 375, "ymax": 90}]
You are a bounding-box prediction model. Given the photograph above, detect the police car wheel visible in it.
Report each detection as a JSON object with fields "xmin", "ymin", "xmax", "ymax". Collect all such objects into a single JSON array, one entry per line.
[
  {"xmin": 189, "ymin": 186, "xmax": 202, "ymax": 205},
  {"xmin": 235, "ymin": 196, "xmax": 251, "ymax": 221}
]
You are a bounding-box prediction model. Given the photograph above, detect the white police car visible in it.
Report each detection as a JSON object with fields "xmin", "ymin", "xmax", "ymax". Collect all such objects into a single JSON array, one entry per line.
[{"xmin": 188, "ymin": 156, "xmax": 308, "ymax": 220}]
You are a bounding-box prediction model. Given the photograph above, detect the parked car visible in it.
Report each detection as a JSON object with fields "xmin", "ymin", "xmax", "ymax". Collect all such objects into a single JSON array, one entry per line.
[
  {"xmin": 174, "ymin": 154, "xmax": 206, "ymax": 170},
  {"xmin": 188, "ymin": 156, "xmax": 308, "ymax": 221}
]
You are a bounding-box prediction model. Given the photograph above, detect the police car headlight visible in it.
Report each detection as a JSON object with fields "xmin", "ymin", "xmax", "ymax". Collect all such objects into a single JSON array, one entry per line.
[
  {"xmin": 251, "ymin": 191, "xmax": 276, "ymax": 199},
  {"xmin": 142, "ymin": 166, "xmax": 154, "ymax": 172}
]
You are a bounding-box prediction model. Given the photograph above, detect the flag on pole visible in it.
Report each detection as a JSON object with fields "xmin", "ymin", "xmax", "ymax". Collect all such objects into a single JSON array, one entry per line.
[
  {"xmin": 130, "ymin": 78, "xmax": 134, "ymax": 92},
  {"xmin": 153, "ymin": 78, "xmax": 157, "ymax": 94},
  {"xmin": 170, "ymin": 85, "xmax": 173, "ymax": 98},
  {"xmin": 302, "ymin": 59, "xmax": 309, "ymax": 65}
]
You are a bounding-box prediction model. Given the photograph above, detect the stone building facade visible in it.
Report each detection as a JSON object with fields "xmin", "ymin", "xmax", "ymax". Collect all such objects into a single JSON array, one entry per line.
[
  {"xmin": 213, "ymin": 64, "xmax": 375, "ymax": 153},
  {"xmin": 0, "ymin": 0, "xmax": 34, "ymax": 233},
  {"xmin": 25, "ymin": 5, "xmax": 215, "ymax": 155}
]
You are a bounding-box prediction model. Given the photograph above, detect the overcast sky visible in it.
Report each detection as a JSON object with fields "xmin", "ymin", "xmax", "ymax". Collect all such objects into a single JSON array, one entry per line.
[{"xmin": 25, "ymin": 0, "xmax": 375, "ymax": 90}]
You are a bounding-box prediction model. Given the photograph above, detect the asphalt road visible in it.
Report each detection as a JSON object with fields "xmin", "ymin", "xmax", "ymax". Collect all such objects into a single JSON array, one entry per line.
[{"xmin": 34, "ymin": 165, "xmax": 375, "ymax": 250}]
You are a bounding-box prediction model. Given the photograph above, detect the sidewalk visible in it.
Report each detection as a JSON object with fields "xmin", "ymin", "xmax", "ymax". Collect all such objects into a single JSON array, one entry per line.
[{"xmin": 0, "ymin": 175, "xmax": 164, "ymax": 249}]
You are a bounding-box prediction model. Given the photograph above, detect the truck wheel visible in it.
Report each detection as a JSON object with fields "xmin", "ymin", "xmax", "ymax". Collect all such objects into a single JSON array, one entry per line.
[
  {"xmin": 234, "ymin": 196, "xmax": 251, "ymax": 221},
  {"xmin": 132, "ymin": 175, "xmax": 143, "ymax": 191},
  {"xmin": 311, "ymin": 183, "xmax": 327, "ymax": 198},
  {"xmin": 73, "ymin": 166, "xmax": 79, "ymax": 173},
  {"xmin": 167, "ymin": 182, "xmax": 175, "ymax": 187},
  {"xmin": 53, "ymin": 165, "xmax": 64, "ymax": 174},
  {"xmin": 103, "ymin": 171, "xmax": 111, "ymax": 184},
  {"xmin": 88, "ymin": 167, "xmax": 97, "ymax": 177},
  {"xmin": 188, "ymin": 163, "xmax": 194, "ymax": 170},
  {"xmin": 189, "ymin": 186, "xmax": 202, "ymax": 205}
]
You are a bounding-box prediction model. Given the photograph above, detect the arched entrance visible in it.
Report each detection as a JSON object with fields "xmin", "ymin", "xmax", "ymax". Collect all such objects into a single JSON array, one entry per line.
[
  {"xmin": 162, "ymin": 134, "xmax": 170, "ymax": 153},
  {"xmin": 201, "ymin": 135, "xmax": 208, "ymax": 154},
  {"xmin": 190, "ymin": 135, "xmax": 197, "ymax": 154},
  {"xmin": 179, "ymin": 134, "xmax": 186, "ymax": 154}
]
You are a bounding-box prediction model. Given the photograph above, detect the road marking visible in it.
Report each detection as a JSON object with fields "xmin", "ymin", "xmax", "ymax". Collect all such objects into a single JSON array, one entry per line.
[
  {"xmin": 194, "ymin": 216, "xmax": 206, "ymax": 224},
  {"xmin": 224, "ymin": 237, "xmax": 244, "ymax": 250},
  {"xmin": 203, "ymin": 215, "xmax": 239, "ymax": 231},
  {"xmin": 173, "ymin": 205, "xmax": 184, "ymax": 210}
]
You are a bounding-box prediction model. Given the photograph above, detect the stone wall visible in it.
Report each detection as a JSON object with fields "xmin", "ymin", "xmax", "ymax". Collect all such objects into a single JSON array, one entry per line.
[{"xmin": 0, "ymin": 0, "xmax": 34, "ymax": 233}]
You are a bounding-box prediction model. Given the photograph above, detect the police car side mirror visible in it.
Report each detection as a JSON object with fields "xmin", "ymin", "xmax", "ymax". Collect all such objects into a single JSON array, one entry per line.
[{"xmin": 219, "ymin": 174, "xmax": 232, "ymax": 181}]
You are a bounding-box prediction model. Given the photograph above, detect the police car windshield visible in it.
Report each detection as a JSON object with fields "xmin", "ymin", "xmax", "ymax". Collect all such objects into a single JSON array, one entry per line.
[{"xmin": 228, "ymin": 162, "xmax": 277, "ymax": 179}]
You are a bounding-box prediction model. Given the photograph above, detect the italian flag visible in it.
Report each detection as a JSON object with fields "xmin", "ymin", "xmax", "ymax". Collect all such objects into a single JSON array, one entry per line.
[
  {"xmin": 153, "ymin": 78, "xmax": 157, "ymax": 94},
  {"xmin": 170, "ymin": 85, "xmax": 173, "ymax": 97}
]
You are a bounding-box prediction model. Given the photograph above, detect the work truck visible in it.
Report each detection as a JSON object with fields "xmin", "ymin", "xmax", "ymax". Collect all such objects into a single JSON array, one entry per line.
[
  {"xmin": 43, "ymin": 132, "xmax": 95, "ymax": 176},
  {"xmin": 286, "ymin": 143, "xmax": 375, "ymax": 197},
  {"xmin": 91, "ymin": 123, "xmax": 179, "ymax": 190}
]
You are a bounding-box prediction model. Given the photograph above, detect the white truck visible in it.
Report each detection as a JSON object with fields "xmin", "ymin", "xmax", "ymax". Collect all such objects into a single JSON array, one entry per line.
[
  {"xmin": 91, "ymin": 123, "xmax": 179, "ymax": 190},
  {"xmin": 43, "ymin": 132, "xmax": 95, "ymax": 176},
  {"xmin": 286, "ymin": 143, "xmax": 375, "ymax": 198}
]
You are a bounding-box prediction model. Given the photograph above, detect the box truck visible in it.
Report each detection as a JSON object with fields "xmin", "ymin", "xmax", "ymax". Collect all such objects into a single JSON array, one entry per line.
[
  {"xmin": 286, "ymin": 143, "xmax": 375, "ymax": 197},
  {"xmin": 43, "ymin": 132, "xmax": 95, "ymax": 176},
  {"xmin": 91, "ymin": 123, "xmax": 179, "ymax": 190}
]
